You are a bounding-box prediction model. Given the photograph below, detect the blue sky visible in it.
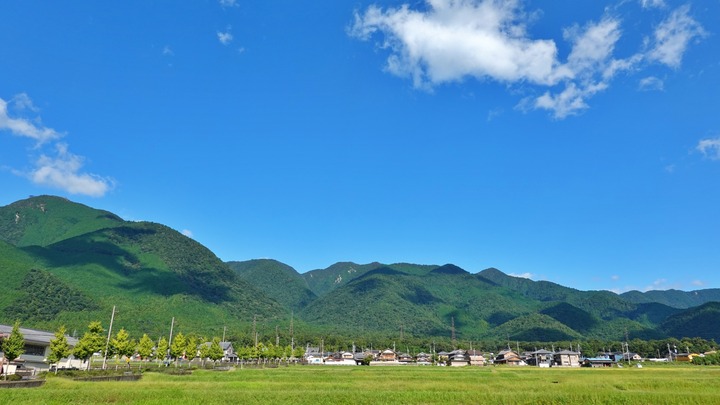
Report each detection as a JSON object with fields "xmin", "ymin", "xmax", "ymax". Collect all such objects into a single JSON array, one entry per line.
[{"xmin": 1, "ymin": 0, "xmax": 719, "ymax": 293}]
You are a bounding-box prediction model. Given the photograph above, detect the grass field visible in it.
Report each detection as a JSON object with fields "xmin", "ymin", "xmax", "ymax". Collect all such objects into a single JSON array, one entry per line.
[{"xmin": 1, "ymin": 365, "xmax": 719, "ymax": 404}]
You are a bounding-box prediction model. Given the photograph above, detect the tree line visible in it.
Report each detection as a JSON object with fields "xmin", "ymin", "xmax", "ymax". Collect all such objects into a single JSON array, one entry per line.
[{"xmin": 45, "ymin": 321, "xmax": 307, "ymax": 369}]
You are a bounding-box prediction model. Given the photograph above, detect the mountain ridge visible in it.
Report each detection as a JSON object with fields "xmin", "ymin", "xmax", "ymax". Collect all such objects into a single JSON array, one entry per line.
[{"xmin": 2, "ymin": 195, "xmax": 719, "ymax": 342}]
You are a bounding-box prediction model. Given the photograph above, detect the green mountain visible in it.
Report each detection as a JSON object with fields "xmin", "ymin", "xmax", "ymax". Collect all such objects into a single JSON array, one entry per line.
[
  {"xmin": 478, "ymin": 268, "xmax": 636, "ymax": 319},
  {"xmin": 621, "ymin": 289, "xmax": 720, "ymax": 309},
  {"xmin": 0, "ymin": 196, "xmax": 285, "ymax": 338},
  {"xmin": 3, "ymin": 195, "xmax": 720, "ymax": 343},
  {"xmin": 660, "ymin": 302, "xmax": 720, "ymax": 340},
  {"xmin": 0, "ymin": 195, "xmax": 123, "ymax": 247},
  {"xmin": 302, "ymin": 262, "xmax": 386, "ymax": 296},
  {"xmin": 227, "ymin": 259, "xmax": 316, "ymax": 311}
]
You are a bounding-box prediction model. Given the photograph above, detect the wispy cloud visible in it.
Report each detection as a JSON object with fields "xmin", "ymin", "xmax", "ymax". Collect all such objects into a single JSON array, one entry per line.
[
  {"xmin": 0, "ymin": 94, "xmax": 62, "ymax": 144},
  {"xmin": 350, "ymin": 1, "xmax": 704, "ymax": 119},
  {"xmin": 642, "ymin": 278, "xmax": 684, "ymax": 291},
  {"xmin": 697, "ymin": 137, "xmax": 720, "ymax": 160},
  {"xmin": 1, "ymin": 94, "xmax": 114, "ymax": 197},
  {"xmin": 182, "ymin": 229, "xmax": 194, "ymax": 238},
  {"xmin": 638, "ymin": 76, "xmax": 664, "ymax": 91},
  {"xmin": 640, "ymin": 0, "xmax": 665, "ymax": 9},
  {"xmin": 27, "ymin": 143, "xmax": 114, "ymax": 197},
  {"xmin": 647, "ymin": 5, "xmax": 705, "ymax": 69},
  {"xmin": 219, "ymin": 0, "xmax": 238, "ymax": 8},
  {"xmin": 162, "ymin": 45, "xmax": 174, "ymax": 56},
  {"xmin": 217, "ymin": 27, "xmax": 233, "ymax": 45},
  {"xmin": 509, "ymin": 272, "xmax": 534, "ymax": 279}
]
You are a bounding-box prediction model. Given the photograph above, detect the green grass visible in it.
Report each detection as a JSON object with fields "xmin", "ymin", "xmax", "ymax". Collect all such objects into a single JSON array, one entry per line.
[{"xmin": 2, "ymin": 365, "xmax": 720, "ymax": 404}]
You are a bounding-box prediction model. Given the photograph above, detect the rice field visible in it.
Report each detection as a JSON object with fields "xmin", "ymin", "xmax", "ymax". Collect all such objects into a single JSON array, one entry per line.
[{"xmin": 1, "ymin": 365, "xmax": 719, "ymax": 404}]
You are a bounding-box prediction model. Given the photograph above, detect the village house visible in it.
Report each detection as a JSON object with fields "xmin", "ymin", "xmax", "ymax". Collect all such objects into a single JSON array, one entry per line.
[
  {"xmin": 623, "ymin": 352, "xmax": 642, "ymax": 362},
  {"xmin": 0, "ymin": 324, "xmax": 79, "ymax": 373},
  {"xmin": 553, "ymin": 350, "xmax": 581, "ymax": 367},
  {"xmin": 398, "ymin": 353, "xmax": 414, "ymax": 363},
  {"xmin": 467, "ymin": 350, "xmax": 486, "ymax": 366},
  {"xmin": 219, "ymin": 342, "xmax": 237, "ymax": 362},
  {"xmin": 526, "ymin": 349, "xmax": 553, "ymax": 367},
  {"xmin": 494, "ymin": 349, "xmax": 525, "ymax": 366},
  {"xmin": 448, "ymin": 350, "xmax": 469, "ymax": 367},
  {"xmin": 415, "ymin": 352, "xmax": 432, "ymax": 365},
  {"xmin": 583, "ymin": 357, "xmax": 616, "ymax": 367},
  {"xmin": 378, "ymin": 349, "xmax": 398, "ymax": 362}
]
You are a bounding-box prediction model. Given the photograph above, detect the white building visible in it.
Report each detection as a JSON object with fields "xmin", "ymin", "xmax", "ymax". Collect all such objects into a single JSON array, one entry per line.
[{"xmin": 0, "ymin": 324, "xmax": 79, "ymax": 373}]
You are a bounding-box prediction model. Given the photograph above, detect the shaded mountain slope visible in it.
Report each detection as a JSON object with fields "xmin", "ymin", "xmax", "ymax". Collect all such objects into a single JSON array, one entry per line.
[
  {"xmin": 228, "ymin": 259, "xmax": 316, "ymax": 310},
  {"xmin": 0, "ymin": 198, "xmax": 286, "ymax": 338},
  {"xmin": 660, "ymin": 302, "xmax": 720, "ymax": 340}
]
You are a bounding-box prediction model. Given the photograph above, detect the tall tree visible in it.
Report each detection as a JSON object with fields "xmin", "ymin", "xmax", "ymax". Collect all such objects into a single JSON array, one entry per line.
[
  {"xmin": 157, "ymin": 337, "xmax": 169, "ymax": 363},
  {"xmin": 73, "ymin": 321, "xmax": 105, "ymax": 370},
  {"xmin": 1, "ymin": 321, "xmax": 25, "ymax": 380},
  {"xmin": 110, "ymin": 328, "xmax": 136, "ymax": 366},
  {"xmin": 170, "ymin": 332, "xmax": 186, "ymax": 361},
  {"xmin": 47, "ymin": 325, "xmax": 71, "ymax": 373},
  {"xmin": 137, "ymin": 334, "xmax": 154, "ymax": 361},
  {"xmin": 185, "ymin": 335, "xmax": 199, "ymax": 360}
]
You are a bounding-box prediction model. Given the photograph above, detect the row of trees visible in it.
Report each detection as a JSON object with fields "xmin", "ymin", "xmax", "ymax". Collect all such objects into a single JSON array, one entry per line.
[
  {"xmin": 48, "ymin": 321, "xmax": 228, "ymax": 370},
  {"xmin": 48, "ymin": 321, "xmax": 312, "ymax": 369}
]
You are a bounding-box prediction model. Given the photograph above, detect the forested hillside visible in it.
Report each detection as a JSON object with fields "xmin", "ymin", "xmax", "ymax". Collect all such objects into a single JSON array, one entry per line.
[{"xmin": 2, "ymin": 195, "xmax": 719, "ymax": 343}]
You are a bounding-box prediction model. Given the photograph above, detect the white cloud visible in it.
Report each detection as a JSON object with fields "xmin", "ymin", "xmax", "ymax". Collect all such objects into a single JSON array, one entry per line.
[
  {"xmin": 217, "ymin": 29, "xmax": 233, "ymax": 45},
  {"xmin": 642, "ymin": 278, "xmax": 683, "ymax": 291},
  {"xmin": 697, "ymin": 137, "xmax": 720, "ymax": 160},
  {"xmin": 611, "ymin": 275, "xmax": 620, "ymax": 281},
  {"xmin": 162, "ymin": 45, "xmax": 174, "ymax": 56},
  {"xmin": 0, "ymin": 96, "xmax": 62, "ymax": 144},
  {"xmin": 509, "ymin": 272, "xmax": 534, "ymax": 279},
  {"xmin": 350, "ymin": 1, "xmax": 704, "ymax": 119},
  {"xmin": 182, "ymin": 229, "xmax": 194, "ymax": 238},
  {"xmin": 533, "ymin": 81, "xmax": 608, "ymax": 119},
  {"xmin": 2, "ymin": 93, "xmax": 114, "ymax": 197},
  {"xmin": 638, "ymin": 76, "xmax": 664, "ymax": 91},
  {"xmin": 28, "ymin": 143, "xmax": 114, "ymax": 197},
  {"xmin": 644, "ymin": 278, "xmax": 668, "ymax": 291},
  {"xmin": 11, "ymin": 93, "xmax": 40, "ymax": 113},
  {"xmin": 532, "ymin": 16, "xmax": 639, "ymax": 118},
  {"xmin": 564, "ymin": 17, "xmax": 622, "ymax": 77},
  {"xmin": 647, "ymin": 5, "xmax": 705, "ymax": 69},
  {"xmin": 349, "ymin": 0, "xmax": 568, "ymax": 89},
  {"xmin": 640, "ymin": 0, "xmax": 665, "ymax": 9},
  {"xmin": 219, "ymin": 0, "xmax": 237, "ymax": 8},
  {"xmin": 691, "ymin": 280, "xmax": 704, "ymax": 287}
]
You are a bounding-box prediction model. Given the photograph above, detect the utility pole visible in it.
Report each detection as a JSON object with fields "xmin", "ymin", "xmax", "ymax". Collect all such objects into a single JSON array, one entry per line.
[
  {"xmin": 451, "ymin": 317, "xmax": 456, "ymax": 349},
  {"xmin": 168, "ymin": 317, "xmax": 175, "ymax": 359},
  {"xmin": 222, "ymin": 326, "xmax": 226, "ymax": 343},
  {"xmin": 290, "ymin": 311, "xmax": 295, "ymax": 353},
  {"xmin": 102, "ymin": 306, "xmax": 116, "ymax": 369},
  {"xmin": 252, "ymin": 315, "xmax": 258, "ymax": 347},
  {"xmin": 275, "ymin": 325, "xmax": 279, "ymax": 346}
]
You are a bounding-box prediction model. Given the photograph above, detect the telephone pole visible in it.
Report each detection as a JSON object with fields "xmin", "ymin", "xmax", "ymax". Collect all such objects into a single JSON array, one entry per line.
[
  {"xmin": 102, "ymin": 306, "xmax": 116, "ymax": 369},
  {"xmin": 451, "ymin": 316, "xmax": 456, "ymax": 349},
  {"xmin": 252, "ymin": 315, "xmax": 258, "ymax": 347}
]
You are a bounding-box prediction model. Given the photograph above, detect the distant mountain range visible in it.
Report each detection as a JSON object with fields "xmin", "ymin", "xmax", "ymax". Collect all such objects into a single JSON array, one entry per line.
[{"xmin": 1, "ymin": 195, "xmax": 719, "ymax": 342}]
